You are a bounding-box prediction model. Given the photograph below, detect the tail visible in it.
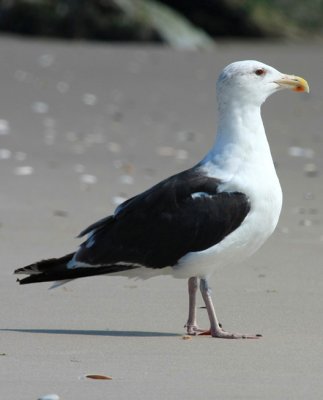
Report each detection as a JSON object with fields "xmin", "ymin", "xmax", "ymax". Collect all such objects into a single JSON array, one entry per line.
[{"xmin": 15, "ymin": 253, "xmax": 138, "ymax": 285}]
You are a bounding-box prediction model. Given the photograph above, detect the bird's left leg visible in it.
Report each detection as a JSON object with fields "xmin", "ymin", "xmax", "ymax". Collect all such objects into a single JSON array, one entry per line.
[
  {"xmin": 199, "ymin": 278, "xmax": 261, "ymax": 339},
  {"xmin": 185, "ymin": 276, "xmax": 204, "ymax": 335}
]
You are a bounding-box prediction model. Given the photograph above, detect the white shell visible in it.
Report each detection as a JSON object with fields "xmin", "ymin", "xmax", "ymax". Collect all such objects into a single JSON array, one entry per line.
[{"xmin": 38, "ymin": 394, "xmax": 60, "ymax": 400}]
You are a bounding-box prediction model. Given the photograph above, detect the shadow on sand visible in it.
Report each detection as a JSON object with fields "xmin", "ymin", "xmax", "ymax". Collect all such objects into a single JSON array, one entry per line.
[{"xmin": 1, "ymin": 328, "xmax": 180, "ymax": 337}]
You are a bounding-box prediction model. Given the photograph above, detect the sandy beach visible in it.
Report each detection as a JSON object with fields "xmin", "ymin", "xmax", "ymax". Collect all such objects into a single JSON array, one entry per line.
[{"xmin": 1, "ymin": 36, "xmax": 323, "ymax": 399}]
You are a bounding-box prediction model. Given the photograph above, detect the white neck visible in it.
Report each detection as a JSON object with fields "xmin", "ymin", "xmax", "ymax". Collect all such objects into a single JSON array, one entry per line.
[{"xmin": 200, "ymin": 100, "xmax": 274, "ymax": 177}]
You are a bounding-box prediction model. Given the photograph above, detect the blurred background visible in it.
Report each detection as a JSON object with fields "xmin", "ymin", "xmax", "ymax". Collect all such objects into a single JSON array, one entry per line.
[
  {"xmin": 0, "ymin": 0, "xmax": 322, "ymax": 47},
  {"xmin": 1, "ymin": 3, "xmax": 323, "ymax": 400}
]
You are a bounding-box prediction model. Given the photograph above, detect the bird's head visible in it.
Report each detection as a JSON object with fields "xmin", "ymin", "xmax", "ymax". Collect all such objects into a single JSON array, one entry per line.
[{"xmin": 216, "ymin": 60, "xmax": 309, "ymax": 107}]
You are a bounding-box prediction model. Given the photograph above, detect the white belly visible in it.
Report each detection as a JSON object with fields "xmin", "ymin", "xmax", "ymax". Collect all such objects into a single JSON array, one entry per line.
[{"xmin": 172, "ymin": 163, "xmax": 283, "ymax": 279}]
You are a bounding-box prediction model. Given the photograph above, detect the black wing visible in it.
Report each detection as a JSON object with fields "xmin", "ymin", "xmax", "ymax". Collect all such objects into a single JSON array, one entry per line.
[{"xmin": 75, "ymin": 168, "xmax": 250, "ymax": 269}]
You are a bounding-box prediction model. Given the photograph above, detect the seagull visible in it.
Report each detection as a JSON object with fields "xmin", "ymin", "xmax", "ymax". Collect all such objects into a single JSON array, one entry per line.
[{"xmin": 15, "ymin": 60, "xmax": 309, "ymax": 339}]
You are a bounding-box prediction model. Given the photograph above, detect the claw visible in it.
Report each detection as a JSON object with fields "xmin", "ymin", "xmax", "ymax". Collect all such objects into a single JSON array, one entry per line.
[{"xmin": 198, "ymin": 328, "xmax": 262, "ymax": 339}]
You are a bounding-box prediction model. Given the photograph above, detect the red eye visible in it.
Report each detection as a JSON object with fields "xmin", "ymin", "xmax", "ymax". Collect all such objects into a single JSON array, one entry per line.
[{"xmin": 255, "ymin": 68, "xmax": 265, "ymax": 76}]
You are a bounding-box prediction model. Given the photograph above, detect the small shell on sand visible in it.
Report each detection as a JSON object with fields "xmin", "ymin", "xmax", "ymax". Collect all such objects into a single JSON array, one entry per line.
[
  {"xmin": 14, "ymin": 166, "xmax": 34, "ymax": 176},
  {"xmin": 38, "ymin": 394, "xmax": 60, "ymax": 400},
  {"xmin": 182, "ymin": 335, "xmax": 193, "ymax": 340},
  {"xmin": 0, "ymin": 119, "xmax": 10, "ymax": 135},
  {"xmin": 80, "ymin": 174, "xmax": 98, "ymax": 185},
  {"xmin": 304, "ymin": 162, "xmax": 318, "ymax": 177},
  {"xmin": 0, "ymin": 148, "xmax": 11, "ymax": 159},
  {"xmin": 31, "ymin": 101, "xmax": 49, "ymax": 114},
  {"xmin": 85, "ymin": 374, "xmax": 112, "ymax": 380},
  {"xmin": 82, "ymin": 93, "xmax": 97, "ymax": 106}
]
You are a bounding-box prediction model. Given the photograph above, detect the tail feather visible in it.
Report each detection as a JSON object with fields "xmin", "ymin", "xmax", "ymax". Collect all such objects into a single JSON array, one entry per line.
[
  {"xmin": 15, "ymin": 253, "xmax": 139, "ymax": 285},
  {"xmin": 15, "ymin": 253, "xmax": 75, "ymax": 284}
]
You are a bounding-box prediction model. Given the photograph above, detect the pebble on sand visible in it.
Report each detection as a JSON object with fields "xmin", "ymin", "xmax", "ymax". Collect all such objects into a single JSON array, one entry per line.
[
  {"xmin": 119, "ymin": 174, "xmax": 134, "ymax": 185},
  {"xmin": 82, "ymin": 93, "xmax": 98, "ymax": 106},
  {"xmin": 38, "ymin": 54, "xmax": 55, "ymax": 68},
  {"xmin": 80, "ymin": 174, "xmax": 98, "ymax": 185},
  {"xmin": 288, "ymin": 146, "xmax": 314, "ymax": 159},
  {"xmin": 14, "ymin": 166, "xmax": 34, "ymax": 176},
  {"xmin": 0, "ymin": 149, "xmax": 11, "ymax": 159},
  {"xmin": 112, "ymin": 195, "xmax": 128, "ymax": 207},
  {"xmin": 32, "ymin": 102, "xmax": 49, "ymax": 114},
  {"xmin": 0, "ymin": 119, "xmax": 10, "ymax": 135},
  {"xmin": 304, "ymin": 162, "xmax": 318, "ymax": 177}
]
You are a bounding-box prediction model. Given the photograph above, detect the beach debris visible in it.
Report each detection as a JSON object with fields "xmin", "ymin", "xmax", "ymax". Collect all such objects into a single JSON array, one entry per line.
[
  {"xmin": 113, "ymin": 161, "xmax": 134, "ymax": 175},
  {"xmin": 79, "ymin": 173, "xmax": 98, "ymax": 190},
  {"xmin": 288, "ymin": 146, "xmax": 314, "ymax": 158},
  {"xmin": 107, "ymin": 142, "xmax": 121, "ymax": 153},
  {"xmin": 0, "ymin": 149, "xmax": 11, "ymax": 160},
  {"xmin": 53, "ymin": 210, "xmax": 68, "ymax": 218},
  {"xmin": 119, "ymin": 174, "xmax": 134, "ymax": 185},
  {"xmin": 37, "ymin": 394, "xmax": 60, "ymax": 400},
  {"xmin": 304, "ymin": 192, "xmax": 314, "ymax": 200},
  {"xmin": 14, "ymin": 166, "xmax": 34, "ymax": 176},
  {"xmin": 112, "ymin": 194, "xmax": 128, "ymax": 207},
  {"xmin": 299, "ymin": 219, "xmax": 312, "ymax": 227},
  {"xmin": 56, "ymin": 81, "xmax": 70, "ymax": 93},
  {"xmin": 182, "ymin": 335, "xmax": 192, "ymax": 340},
  {"xmin": 32, "ymin": 101, "xmax": 49, "ymax": 114},
  {"xmin": 80, "ymin": 174, "xmax": 97, "ymax": 185},
  {"xmin": 279, "ymin": 226, "xmax": 289, "ymax": 234},
  {"xmin": 113, "ymin": 159, "xmax": 123, "ymax": 169},
  {"xmin": 38, "ymin": 53, "xmax": 55, "ymax": 68},
  {"xmin": 82, "ymin": 93, "xmax": 97, "ymax": 106},
  {"xmin": 0, "ymin": 119, "xmax": 10, "ymax": 135},
  {"xmin": 85, "ymin": 374, "xmax": 112, "ymax": 380},
  {"xmin": 0, "ymin": 353, "xmax": 6, "ymax": 356},
  {"xmin": 304, "ymin": 162, "xmax": 318, "ymax": 177}
]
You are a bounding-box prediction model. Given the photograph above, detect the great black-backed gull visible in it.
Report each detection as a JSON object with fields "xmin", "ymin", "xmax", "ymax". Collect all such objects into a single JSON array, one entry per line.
[{"xmin": 15, "ymin": 60, "xmax": 309, "ymax": 338}]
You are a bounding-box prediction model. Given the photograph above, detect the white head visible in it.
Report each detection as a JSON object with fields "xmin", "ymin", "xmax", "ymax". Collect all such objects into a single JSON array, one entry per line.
[{"xmin": 216, "ymin": 60, "xmax": 309, "ymax": 108}]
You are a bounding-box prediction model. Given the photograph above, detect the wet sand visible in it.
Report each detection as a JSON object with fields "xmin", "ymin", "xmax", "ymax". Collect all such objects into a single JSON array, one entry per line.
[{"xmin": 0, "ymin": 37, "xmax": 323, "ymax": 399}]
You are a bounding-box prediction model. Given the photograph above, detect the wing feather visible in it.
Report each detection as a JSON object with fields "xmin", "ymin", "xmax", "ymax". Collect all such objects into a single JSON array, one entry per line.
[{"xmin": 75, "ymin": 168, "xmax": 250, "ymax": 269}]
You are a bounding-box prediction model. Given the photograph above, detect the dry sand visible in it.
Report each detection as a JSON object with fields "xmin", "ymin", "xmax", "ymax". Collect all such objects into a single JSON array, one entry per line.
[{"xmin": 0, "ymin": 37, "xmax": 322, "ymax": 399}]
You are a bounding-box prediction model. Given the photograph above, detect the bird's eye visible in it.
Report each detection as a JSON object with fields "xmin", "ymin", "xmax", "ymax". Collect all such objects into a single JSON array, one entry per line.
[{"xmin": 255, "ymin": 68, "xmax": 265, "ymax": 76}]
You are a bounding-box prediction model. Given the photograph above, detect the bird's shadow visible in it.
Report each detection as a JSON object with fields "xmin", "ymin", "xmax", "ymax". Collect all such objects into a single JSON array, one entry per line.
[{"xmin": 1, "ymin": 328, "xmax": 180, "ymax": 337}]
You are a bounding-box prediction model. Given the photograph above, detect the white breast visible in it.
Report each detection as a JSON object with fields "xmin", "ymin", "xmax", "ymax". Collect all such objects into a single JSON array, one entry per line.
[{"xmin": 172, "ymin": 147, "xmax": 283, "ymax": 279}]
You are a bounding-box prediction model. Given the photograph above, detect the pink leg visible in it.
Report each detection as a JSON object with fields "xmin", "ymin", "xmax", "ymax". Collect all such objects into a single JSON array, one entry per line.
[
  {"xmin": 199, "ymin": 278, "xmax": 262, "ymax": 339},
  {"xmin": 185, "ymin": 277, "xmax": 204, "ymax": 335}
]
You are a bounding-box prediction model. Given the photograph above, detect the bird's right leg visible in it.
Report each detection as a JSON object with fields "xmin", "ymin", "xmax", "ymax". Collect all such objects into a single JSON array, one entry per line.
[
  {"xmin": 185, "ymin": 276, "xmax": 203, "ymax": 335},
  {"xmin": 199, "ymin": 278, "xmax": 262, "ymax": 339}
]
